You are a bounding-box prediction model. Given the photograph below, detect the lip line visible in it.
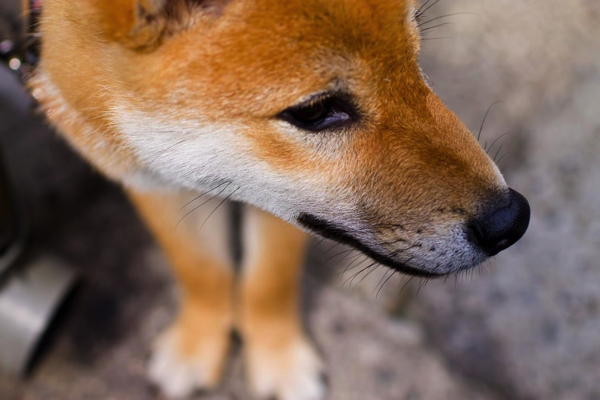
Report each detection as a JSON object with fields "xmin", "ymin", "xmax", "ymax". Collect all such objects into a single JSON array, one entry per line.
[{"xmin": 297, "ymin": 213, "xmax": 445, "ymax": 278}]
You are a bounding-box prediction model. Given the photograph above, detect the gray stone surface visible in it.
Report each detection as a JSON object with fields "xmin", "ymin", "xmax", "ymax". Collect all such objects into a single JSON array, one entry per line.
[{"xmin": 412, "ymin": 1, "xmax": 600, "ymax": 399}]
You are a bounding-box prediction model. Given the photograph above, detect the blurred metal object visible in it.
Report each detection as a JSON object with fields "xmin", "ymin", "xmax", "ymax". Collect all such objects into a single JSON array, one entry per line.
[
  {"xmin": 0, "ymin": 150, "xmax": 22, "ymax": 277},
  {"xmin": 0, "ymin": 256, "xmax": 77, "ymax": 375},
  {"xmin": 0, "ymin": 150, "xmax": 16, "ymax": 252},
  {"xmin": 0, "ymin": 146, "xmax": 78, "ymax": 375}
]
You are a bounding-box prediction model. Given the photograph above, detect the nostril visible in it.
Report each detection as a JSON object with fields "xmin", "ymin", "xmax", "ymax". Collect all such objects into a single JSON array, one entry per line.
[
  {"xmin": 467, "ymin": 188, "xmax": 531, "ymax": 256},
  {"xmin": 466, "ymin": 220, "xmax": 485, "ymax": 248}
]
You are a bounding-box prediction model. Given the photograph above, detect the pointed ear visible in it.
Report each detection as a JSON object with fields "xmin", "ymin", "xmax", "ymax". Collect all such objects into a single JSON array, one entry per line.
[
  {"xmin": 93, "ymin": 0, "xmax": 169, "ymax": 50},
  {"xmin": 93, "ymin": 0, "xmax": 232, "ymax": 50}
]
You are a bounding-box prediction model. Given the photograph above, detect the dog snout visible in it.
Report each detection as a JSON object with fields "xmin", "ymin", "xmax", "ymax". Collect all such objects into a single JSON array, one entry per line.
[{"xmin": 466, "ymin": 188, "xmax": 531, "ymax": 256}]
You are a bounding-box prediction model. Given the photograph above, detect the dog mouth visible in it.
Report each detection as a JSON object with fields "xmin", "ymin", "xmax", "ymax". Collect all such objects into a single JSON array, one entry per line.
[{"xmin": 297, "ymin": 213, "xmax": 447, "ymax": 278}]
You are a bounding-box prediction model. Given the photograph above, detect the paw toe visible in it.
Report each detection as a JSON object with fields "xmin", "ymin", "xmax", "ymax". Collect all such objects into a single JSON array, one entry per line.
[
  {"xmin": 148, "ymin": 328, "xmax": 227, "ymax": 399},
  {"xmin": 246, "ymin": 338, "xmax": 327, "ymax": 400}
]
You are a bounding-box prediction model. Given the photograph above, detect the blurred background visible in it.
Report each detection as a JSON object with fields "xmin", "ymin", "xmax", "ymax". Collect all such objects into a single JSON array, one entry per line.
[{"xmin": 0, "ymin": 0, "xmax": 599, "ymax": 399}]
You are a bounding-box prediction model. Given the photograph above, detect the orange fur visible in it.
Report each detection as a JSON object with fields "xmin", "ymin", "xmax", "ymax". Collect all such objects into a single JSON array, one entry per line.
[
  {"xmin": 127, "ymin": 189, "xmax": 235, "ymax": 393},
  {"xmin": 32, "ymin": 1, "xmax": 523, "ymax": 399},
  {"xmin": 239, "ymin": 205, "xmax": 308, "ymax": 342},
  {"xmin": 239, "ymin": 206, "xmax": 323, "ymax": 398}
]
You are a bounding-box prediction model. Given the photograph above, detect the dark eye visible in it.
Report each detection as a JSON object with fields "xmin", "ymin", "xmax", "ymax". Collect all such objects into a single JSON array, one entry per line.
[{"xmin": 278, "ymin": 94, "xmax": 357, "ymax": 132}]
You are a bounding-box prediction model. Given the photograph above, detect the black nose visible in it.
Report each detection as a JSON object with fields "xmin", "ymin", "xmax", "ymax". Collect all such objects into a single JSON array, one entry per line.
[{"xmin": 467, "ymin": 188, "xmax": 531, "ymax": 256}]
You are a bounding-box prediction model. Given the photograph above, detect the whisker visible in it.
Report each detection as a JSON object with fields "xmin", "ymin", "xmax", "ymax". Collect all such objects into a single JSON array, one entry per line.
[
  {"xmin": 416, "ymin": 277, "xmax": 431, "ymax": 296},
  {"xmin": 312, "ymin": 238, "xmax": 326, "ymax": 249},
  {"xmin": 355, "ymin": 263, "xmax": 381, "ymax": 288},
  {"xmin": 179, "ymin": 181, "xmax": 230, "ymax": 211},
  {"xmin": 416, "ymin": 0, "xmax": 433, "ymax": 17},
  {"xmin": 341, "ymin": 251, "xmax": 364, "ymax": 266},
  {"xmin": 418, "ymin": 12, "xmax": 477, "ymax": 27},
  {"xmin": 493, "ymin": 144, "xmax": 504, "ymax": 162},
  {"xmin": 343, "ymin": 261, "xmax": 372, "ymax": 287},
  {"xmin": 496, "ymin": 152, "xmax": 512, "ymax": 169},
  {"xmin": 325, "ymin": 248, "xmax": 354, "ymax": 264},
  {"xmin": 421, "ymin": 36, "xmax": 453, "ymax": 41},
  {"xmin": 486, "ymin": 132, "xmax": 513, "ymax": 156},
  {"xmin": 416, "ymin": 0, "xmax": 441, "ymax": 20},
  {"xmin": 373, "ymin": 268, "xmax": 393, "ymax": 295},
  {"xmin": 478, "ymin": 101, "xmax": 502, "ymax": 142},
  {"xmin": 176, "ymin": 183, "xmax": 231, "ymax": 228},
  {"xmin": 420, "ymin": 22, "xmax": 454, "ymax": 32},
  {"xmin": 349, "ymin": 262, "xmax": 378, "ymax": 288},
  {"xmin": 199, "ymin": 186, "xmax": 241, "ymax": 231},
  {"xmin": 338, "ymin": 250, "xmax": 358, "ymax": 264},
  {"xmin": 398, "ymin": 275, "xmax": 416, "ymax": 297},
  {"xmin": 340, "ymin": 255, "xmax": 368, "ymax": 279},
  {"xmin": 324, "ymin": 242, "xmax": 341, "ymax": 254},
  {"xmin": 377, "ymin": 270, "xmax": 396, "ymax": 298},
  {"xmin": 145, "ymin": 138, "xmax": 188, "ymax": 174}
]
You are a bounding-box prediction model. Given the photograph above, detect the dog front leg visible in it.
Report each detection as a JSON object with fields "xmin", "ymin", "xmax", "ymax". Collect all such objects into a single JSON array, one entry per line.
[
  {"xmin": 127, "ymin": 189, "xmax": 234, "ymax": 398},
  {"xmin": 239, "ymin": 205, "xmax": 326, "ymax": 400}
]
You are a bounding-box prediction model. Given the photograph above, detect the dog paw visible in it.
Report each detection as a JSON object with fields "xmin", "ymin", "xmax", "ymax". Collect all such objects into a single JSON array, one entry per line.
[
  {"xmin": 245, "ymin": 337, "xmax": 326, "ymax": 400},
  {"xmin": 148, "ymin": 324, "xmax": 230, "ymax": 399}
]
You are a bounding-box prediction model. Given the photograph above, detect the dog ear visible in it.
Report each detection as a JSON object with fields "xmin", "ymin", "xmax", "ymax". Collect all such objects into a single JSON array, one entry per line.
[
  {"xmin": 93, "ymin": 0, "xmax": 231, "ymax": 50},
  {"xmin": 93, "ymin": 0, "xmax": 168, "ymax": 50}
]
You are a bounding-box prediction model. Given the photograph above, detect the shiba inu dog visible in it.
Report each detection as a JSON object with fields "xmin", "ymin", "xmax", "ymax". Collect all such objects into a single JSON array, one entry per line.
[{"xmin": 30, "ymin": 0, "xmax": 530, "ymax": 398}]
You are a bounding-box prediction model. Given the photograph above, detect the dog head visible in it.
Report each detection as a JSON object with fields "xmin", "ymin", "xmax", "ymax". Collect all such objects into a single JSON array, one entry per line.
[{"xmin": 36, "ymin": 0, "xmax": 530, "ymax": 276}]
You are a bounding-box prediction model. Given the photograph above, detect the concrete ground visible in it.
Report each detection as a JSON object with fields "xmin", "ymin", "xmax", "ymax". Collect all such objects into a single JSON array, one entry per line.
[{"xmin": 1, "ymin": 1, "xmax": 599, "ymax": 399}]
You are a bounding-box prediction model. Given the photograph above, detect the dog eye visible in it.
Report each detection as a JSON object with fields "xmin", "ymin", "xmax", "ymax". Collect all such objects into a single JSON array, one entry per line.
[{"xmin": 278, "ymin": 95, "xmax": 356, "ymax": 132}]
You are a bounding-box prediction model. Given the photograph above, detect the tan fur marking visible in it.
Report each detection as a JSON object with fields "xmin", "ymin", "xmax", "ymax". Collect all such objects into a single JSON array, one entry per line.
[
  {"xmin": 239, "ymin": 206, "xmax": 324, "ymax": 399},
  {"xmin": 239, "ymin": 205, "xmax": 308, "ymax": 342},
  {"xmin": 127, "ymin": 189, "xmax": 234, "ymax": 391}
]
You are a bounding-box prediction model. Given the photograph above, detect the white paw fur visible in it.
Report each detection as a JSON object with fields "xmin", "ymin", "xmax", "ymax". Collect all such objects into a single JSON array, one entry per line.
[
  {"xmin": 245, "ymin": 337, "xmax": 326, "ymax": 400},
  {"xmin": 148, "ymin": 327, "xmax": 228, "ymax": 399}
]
